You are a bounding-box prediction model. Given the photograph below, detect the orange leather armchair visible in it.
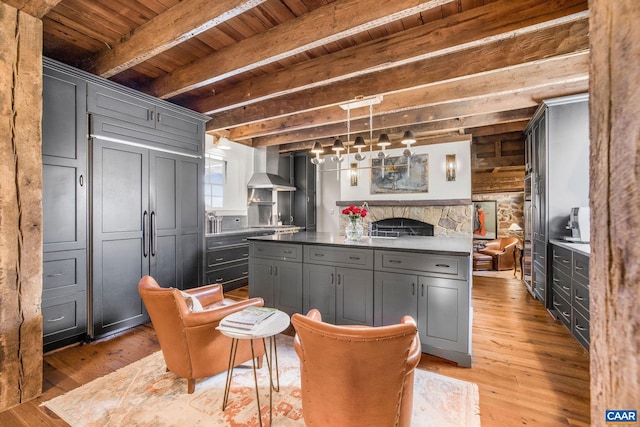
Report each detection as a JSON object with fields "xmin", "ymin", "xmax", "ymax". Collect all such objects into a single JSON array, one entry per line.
[
  {"xmin": 138, "ymin": 275, "xmax": 265, "ymax": 393},
  {"xmin": 479, "ymin": 237, "xmax": 519, "ymax": 270},
  {"xmin": 291, "ymin": 309, "xmax": 421, "ymax": 427}
]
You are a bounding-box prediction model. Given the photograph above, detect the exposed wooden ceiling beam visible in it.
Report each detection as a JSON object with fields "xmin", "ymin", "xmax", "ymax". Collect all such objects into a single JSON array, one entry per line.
[
  {"xmin": 2, "ymin": 0, "xmax": 61, "ymax": 18},
  {"xmin": 82, "ymin": 0, "xmax": 267, "ymax": 78},
  {"xmin": 208, "ymin": 18, "xmax": 589, "ymax": 130},
  {"xmin": 228, "ymin": 53, "xmax": 589, "ymax": 143},
  {"xmin": 144, "ymin": 0, "xmax": 455, "ymax": 99},
  {"xmin": 194, "ymin": 0, "xmax": 588, "ymax": 115}
]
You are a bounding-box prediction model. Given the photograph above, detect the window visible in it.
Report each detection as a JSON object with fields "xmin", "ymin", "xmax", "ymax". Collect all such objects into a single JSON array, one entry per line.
[{"xmin": 205, "ymin": 156, "xmax": 225, "ymax": 209}]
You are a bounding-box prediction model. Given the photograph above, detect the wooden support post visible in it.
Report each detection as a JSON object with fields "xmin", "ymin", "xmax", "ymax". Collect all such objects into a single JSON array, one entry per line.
[
  {"xmin": 0, "ymin": 2, "xmax": 43, "ymax": 411},
  {"xmin": 589, "ymin": 0, "xmax": 640, "ymax": 418}
]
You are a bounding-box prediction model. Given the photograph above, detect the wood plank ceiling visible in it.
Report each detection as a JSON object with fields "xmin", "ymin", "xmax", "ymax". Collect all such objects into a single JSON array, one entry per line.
[{"xmin": 40, "ymin": 0, "xmax": 589, "ymax": 192}]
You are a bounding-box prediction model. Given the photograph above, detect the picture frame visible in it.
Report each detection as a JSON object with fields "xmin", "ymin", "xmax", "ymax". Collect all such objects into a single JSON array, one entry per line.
[
  {"xmin": 473, "ymin": 201, "xmax": 497, "ymax": 240},
  {"xmin": 370, "ymin": 154, "xmax": 429, "ymax": 194}
]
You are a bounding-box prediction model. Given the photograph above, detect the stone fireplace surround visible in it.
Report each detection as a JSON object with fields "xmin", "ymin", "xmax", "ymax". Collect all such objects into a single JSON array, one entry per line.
[{"xmin": 336, "ymin": 200, "xmax": 473, "ymax": 238}]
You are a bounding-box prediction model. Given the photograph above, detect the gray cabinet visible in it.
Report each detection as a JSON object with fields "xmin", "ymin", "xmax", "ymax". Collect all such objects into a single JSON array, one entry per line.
[
  {"xmin": 92, "ymin": 141, "xmax": 203, "ymax": 337},
  {"xmin": 524, "ymin": 93, "xmax": 589, "ymax": 307},
  {"xmin": 294, "ymin": 154, "xmax": 316, "ymax": 231},
  {"xmin": 550, "ymin": 243, "xmax": 590, "ymax": 349},
  {"xmin": 249, "ymin": 241, "xmax": 303, "ymax": 316},
  {"xmin": 302, "ymin": 245, "xmax": 374, "ymax": 325},
  {"xmin": 42, "ymin": 66, "xmax": 88, "ymax": 350},
  {"xmin": 374, "ymin": 250, "xmax": 471, "ymax": 367}
]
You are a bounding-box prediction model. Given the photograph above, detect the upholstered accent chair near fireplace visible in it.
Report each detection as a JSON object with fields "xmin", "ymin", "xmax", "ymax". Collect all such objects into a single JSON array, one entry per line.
[
  {"xmin": 479, "ymin": 237, "xmax": 519, "ymax": 270},
  {"xmin": 138, "ymin": 276, "xmax": 265, "ymax": 393},
  {"xmin": 291, "ymin": 309, "xmax": 421, "ymax": 427}
]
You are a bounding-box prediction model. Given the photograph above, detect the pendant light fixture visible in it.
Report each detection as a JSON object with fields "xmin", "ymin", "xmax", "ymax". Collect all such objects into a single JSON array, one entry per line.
[{"xmin": 310, "ymin": 141, "xmax": 325, "ymax": 165}]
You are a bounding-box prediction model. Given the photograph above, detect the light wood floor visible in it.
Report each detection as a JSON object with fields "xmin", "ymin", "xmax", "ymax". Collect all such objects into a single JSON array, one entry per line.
[{"xmin": 0, "ymin": 272, "xmax": 590, "ymax": 426}]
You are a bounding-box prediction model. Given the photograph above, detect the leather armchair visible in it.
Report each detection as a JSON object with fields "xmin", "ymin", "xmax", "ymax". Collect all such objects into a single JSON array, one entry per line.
[
  {"xmin": 479, "ymin": 237, "xmax": 519, "ymax": 270},
  {"xmin": 137, "ymin": 275, "xmax": 265, "ymax": 393},
  {"xmin": 291, "ymin": 309, "xmax": 421, "ymax": 427}
]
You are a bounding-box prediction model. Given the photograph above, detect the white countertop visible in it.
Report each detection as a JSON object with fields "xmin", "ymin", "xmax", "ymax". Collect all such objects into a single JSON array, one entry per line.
[{"xmin": 550, "ymin": 239, "xmax": 591, "ymax": 256}]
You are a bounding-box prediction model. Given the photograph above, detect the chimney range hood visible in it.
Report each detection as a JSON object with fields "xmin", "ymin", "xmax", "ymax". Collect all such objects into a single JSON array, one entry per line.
[{"xmin": 248, "ymin": 146, "xmax": 296, "ymax": 191}]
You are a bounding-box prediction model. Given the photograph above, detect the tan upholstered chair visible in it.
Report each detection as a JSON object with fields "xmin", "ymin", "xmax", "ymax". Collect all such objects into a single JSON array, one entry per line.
[
  {"xmin": 138, "ymin": 275, "xmax": 265, "ymax": 393},
  {"xmin": 291, "ymin": 309, "xmax": 421, "ymax": 427},
  {"xmin": 479, "ymin": 237, "xmax": 519, "ymax": 270}
]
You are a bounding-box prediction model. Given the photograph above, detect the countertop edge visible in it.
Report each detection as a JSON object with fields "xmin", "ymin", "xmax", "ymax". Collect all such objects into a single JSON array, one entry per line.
[{"xmin": 549, "ymin": 239, "xmax": 591, "ymax": 256}]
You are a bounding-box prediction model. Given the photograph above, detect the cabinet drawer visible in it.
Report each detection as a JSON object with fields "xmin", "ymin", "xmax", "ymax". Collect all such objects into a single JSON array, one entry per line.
[
  {"xmin": 251, "ymin": 242, "xmax": 301, "ymax": 262},
  {"xmin": 43, "ymin": 250, "xmax": 87, "ymax": 299},
  {"xmin": 551, "ymin": 245, "xmax": 572, "ymax": 276},
  {"xmin": 572, "ymin": 309, "xmax": 590, "ymax": 349},
  {"xmin": 376, "ymin": 251, "xmax": 466, "ymax": 280},
  {"xmin": 572, "ymin": 279, "xmax": 589, "ymax": 314},
  {"xmin": 551, "ymin": 292, "xmax": 571, "ymax": 329},
  {"xmin": 206, "ymin": 246, "xmax": 249, "ymax": 269},
  {"xmin": 205, "ymin": 262, "xmax": 249, "ymax": 286},
  {"xmin": 551, "ymin": 267, "xmax": 571, "ymax": 300},
  {"xmin": 42, "ymin": 292, "xmax": 87, "ymax": 342},
  {"xmin": 573, "ymin": 252, "xmax": 589, "ymax": 284},
  {"xmin": 155, "ymin": 105, "xmax": 203, "ymax": 142},
  {"xmin": 304, "ymin": 245, "xmax": 373, "ymax": 269},
  {"xmin": 206, "ymin": 233, "xmax": 252, "ymax": 249},
  {"xmin": 88, "ymin": 83, "xmax": 155, "ymax": 129},
  {"xmin": 533, "ymin": 239, "xmax": 547, "ymax": 269}
]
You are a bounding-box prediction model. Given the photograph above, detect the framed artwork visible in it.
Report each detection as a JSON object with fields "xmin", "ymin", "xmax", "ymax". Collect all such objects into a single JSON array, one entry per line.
[
  {"xmin": 370, "ymin": 154, "xmax": 429, "ymax": 194},
  {"xmin": 473, "ymin": 201, "xmax": 497, "ymax": 240}
]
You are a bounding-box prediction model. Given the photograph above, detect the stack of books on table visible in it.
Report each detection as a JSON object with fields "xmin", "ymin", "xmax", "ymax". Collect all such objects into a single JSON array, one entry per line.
[{"xmin": 217, "ymin": 306, "xmax": 277, "ymax": 334}]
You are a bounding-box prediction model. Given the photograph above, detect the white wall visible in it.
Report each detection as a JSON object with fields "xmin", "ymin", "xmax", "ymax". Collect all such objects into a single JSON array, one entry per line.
[
  {"xmin": 206, "ymin": 135, "xmax": 254, "ymax": 215},
  {"xmin": 316, "ymin": 140, "xmax": 471, "ymax": 231}
]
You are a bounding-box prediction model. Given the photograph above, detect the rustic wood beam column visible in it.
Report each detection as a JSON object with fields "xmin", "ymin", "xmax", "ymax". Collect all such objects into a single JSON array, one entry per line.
[
  {"xmin": 0, "ymin": 1, "xmax": 43, "ymax": 411},
  {"xmin": 589, "ymin": 0, "xmax": 640, "ymax": 418}
]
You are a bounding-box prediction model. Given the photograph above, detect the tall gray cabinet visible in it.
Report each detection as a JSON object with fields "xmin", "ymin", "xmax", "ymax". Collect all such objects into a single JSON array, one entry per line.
[
  {"xmin": 42, "ymin": 58, "xmax": 208, "ymax": 346},
  {"xmin": 524, "ymin": 93, "xmax": 589, "ymax": 307}
]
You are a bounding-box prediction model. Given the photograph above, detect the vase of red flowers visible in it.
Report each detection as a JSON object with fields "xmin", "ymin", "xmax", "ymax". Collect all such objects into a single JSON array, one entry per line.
[{"xmin": 342, "ymin": 205, "xmax": 367, "ymax": 241}]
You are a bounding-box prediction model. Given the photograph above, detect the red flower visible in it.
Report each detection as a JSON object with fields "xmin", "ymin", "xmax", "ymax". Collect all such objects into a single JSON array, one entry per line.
[{"xmin": 342, "ymin": 204, "xmax": 367, "ymax": 219}]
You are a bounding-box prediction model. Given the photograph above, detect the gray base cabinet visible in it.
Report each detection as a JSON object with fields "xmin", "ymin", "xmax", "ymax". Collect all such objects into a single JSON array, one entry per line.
[
  {"xmin": 550, "ymin": 243, "xmax": 590, "ymax": 349},
  {"xmin": 249, "ymin": 242, "xmax": 302, "ymax": 316},
  {"xmin": 374, "ymin": 250, "xmax": 471, "ymax": 367},
  {"xmin": 302, "ymin": 245, "xmax": 374, "ymax": 325}
]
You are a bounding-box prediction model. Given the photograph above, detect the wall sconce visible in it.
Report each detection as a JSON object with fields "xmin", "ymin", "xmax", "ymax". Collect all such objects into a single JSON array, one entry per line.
[
  {"xmin": 350, "ymin": 163, "xmax": 358, "ymax": 186},
  {"xmin": 446, "ymin": 154, "xmax": 457, "ymax": 181}
]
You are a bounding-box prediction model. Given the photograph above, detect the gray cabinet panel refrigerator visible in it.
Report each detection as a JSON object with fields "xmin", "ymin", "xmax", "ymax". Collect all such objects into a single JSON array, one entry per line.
[{"xmin": 42, "ymin": 58, "xmax": 207, "ymax": 347}]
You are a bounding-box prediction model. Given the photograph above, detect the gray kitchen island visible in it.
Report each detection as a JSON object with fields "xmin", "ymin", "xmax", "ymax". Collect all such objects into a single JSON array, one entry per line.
[{"xmin": 248, "ymin": 232, "xmax": 474, "ymax": 367}]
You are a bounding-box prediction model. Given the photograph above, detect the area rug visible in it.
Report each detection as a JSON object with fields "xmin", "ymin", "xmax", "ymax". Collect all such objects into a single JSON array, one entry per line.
[{"xmin": 42, "ymin": 335, "xmax": 480, "ymax": 426}]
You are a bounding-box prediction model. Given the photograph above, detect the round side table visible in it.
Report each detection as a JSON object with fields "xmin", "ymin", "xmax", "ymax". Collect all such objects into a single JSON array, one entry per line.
[{"xmin": 218, "ymin": 309, "xmax": 290, "ymax": 427}]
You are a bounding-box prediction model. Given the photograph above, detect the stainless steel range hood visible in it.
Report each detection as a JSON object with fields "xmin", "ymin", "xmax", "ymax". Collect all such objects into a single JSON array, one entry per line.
[
  {"xmin": 247, "ymin": 172, "xmax": 296, "ymax": 191},
  {"xmin": 248, "ymin": 146, "xmax": 296, "ymax": 191}
]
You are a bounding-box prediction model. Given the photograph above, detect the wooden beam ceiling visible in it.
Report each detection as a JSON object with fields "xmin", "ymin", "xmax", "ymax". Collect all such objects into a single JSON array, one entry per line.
[{"xmin": 40, "ymin": 0, "xmax": 590, "ymax": 157}]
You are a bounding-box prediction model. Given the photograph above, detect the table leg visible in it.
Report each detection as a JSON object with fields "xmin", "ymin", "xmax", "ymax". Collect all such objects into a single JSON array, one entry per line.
[
  {"xmin": 222, "ymin": 338, "xmax": 239, "ymax": 410},
  {"xmin": 250, "ymin": 340, "xmax": 264, "ymax": 427}
]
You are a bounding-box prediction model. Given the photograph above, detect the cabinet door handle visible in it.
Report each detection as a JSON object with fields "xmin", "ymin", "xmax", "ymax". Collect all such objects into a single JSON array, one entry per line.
[
  {"xmin": 314, "ymin": 253, "xmax": 325, "ymax": 257},
  {"xmin": 562, "ymin": 285, "xmax": 570, "ymax": 290},
  {"xmin": 47, "ymin": 273, "xmax": 62, "ymax": 277},
  {"xmin": 242, "ymin": 253, "xmax": 249, "ymax": 257},
  {"xmin": 79, "ymin": 174, "xmax": 84, "ymax": 187},
  {"xmin": 337, "ymin": 274, "xmax": 341, "ymax": 286},
  {"xmin": 552, "ymin": 278, "xmax": 559, "ymax": 283},
  {"xmin": 389, "ymin": 259, "xmax": 402, "ymax": 264},
  {"xmin": 331, "ymin": 273, "xmax": 334, "ymax": 284},
  {"xmin": 142, "ymin": 210, "xmax": 148, "ymax": 257},
  {"xmin": 552, "ymin": 301, "xmax": 560, "ymax": 308},
  {"xmin": 435, "ymin": 264, "xmax": 450, "ymax": 268},
  {"xmin": 562, "ymin": 311, "xmax": 570, "ymax": 318},
  {"xmin": 562, "ymin": 259, "xmax": 570, "ymax": 264},
  {"xmin": 412, "ymin": 283, "xmax": 415, "ymax": 296},
  {"xmin": 257, "ymin": 248, "xmax": 264, "ymax": 252},
  {"xmin": 421, "ymin": 283, "xmax": 424, "ymax": 297},
  {"xmin": 575, "ymin": 295, "xmax": 584, "ymax": 301},
  {"xmin": 575, "ymin": 324, "xmax": 586, "ymax": 332},
  {"xmin": 149, "ymin": 110, "xmax": 154, "ymax": 121},
  {"xmin": 269, "ymin": 266, "xmax": 272, "ymax": 275},
  {"xmin": 575, "ymin": 266, "xmax": 584, "ymax": 270},
  {"xmin": 47, "ymin": 316, "xmax": 65, "ymax": 322},
  {"xmin": 283, "ymin": 250, "xmax": 293, "ymax": 254},
  {"xmin": 215, "ymin": 277, "xmax": 224, "ymax": 283},
  {"xmin": 242, "ymin": 271, "xmax": 248, "ymax": 276},
  {"xmin": 274, "ymin": 266, "xmax": 278, "ymax": 276},
  {"xmin": 349, "ymin": 256, "xmax": 360, "ymax": 260},
  {"xmin": 242, "ymin": 238, "xmax": 248, "ymax": 242},
  {"xmin": 150, "ymin": 211, "xmax": 157, "ymax": 256},
  {"xmin": 156, "ymin": 112, "xmax": 160, "ymax": 122},
  {"xmin": 216, "ymin": 257, "xmax": 224, "ymax": 261}
]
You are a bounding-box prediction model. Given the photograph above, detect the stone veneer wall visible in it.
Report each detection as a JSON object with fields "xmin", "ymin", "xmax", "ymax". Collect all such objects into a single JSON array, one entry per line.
[
  {"xmin": 472, "ymin": 192, "xmax": 524, "ymax": 239},
  {"xmin": 339, "ymin": 205, "xmax": 473, "ymax": 238}
]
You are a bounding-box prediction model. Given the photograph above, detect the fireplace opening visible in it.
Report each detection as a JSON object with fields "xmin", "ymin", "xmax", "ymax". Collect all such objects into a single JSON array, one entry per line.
[{"xmin": 370, "ymin": 218, "xmax": 434, "ymax": 237}]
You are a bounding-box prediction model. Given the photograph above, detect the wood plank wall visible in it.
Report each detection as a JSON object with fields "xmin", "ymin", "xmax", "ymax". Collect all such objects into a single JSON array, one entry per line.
[
  {"xmin": 589, "ymin": 0, "xmax": 640, "ymax": 419},
  {"xmin": 0, "ymin": 2, "xmax": 43, "ymax": 411}
]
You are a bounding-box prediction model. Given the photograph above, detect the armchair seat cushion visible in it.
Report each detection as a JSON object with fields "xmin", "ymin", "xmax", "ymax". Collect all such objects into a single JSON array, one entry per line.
[{"xmin": 478, "ymin": 237, "xmax": 519, "ymax": 271}]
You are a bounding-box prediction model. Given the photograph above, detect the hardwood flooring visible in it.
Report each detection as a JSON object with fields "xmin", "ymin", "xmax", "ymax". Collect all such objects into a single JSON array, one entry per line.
[{"xmin": 0, "ymin": 273, "xmax": 590, "ymax": 426}]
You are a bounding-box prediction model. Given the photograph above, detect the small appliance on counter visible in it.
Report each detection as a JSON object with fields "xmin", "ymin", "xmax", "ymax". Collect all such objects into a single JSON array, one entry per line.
[
  {"xmin": 206, "ymin": 212, "xmax": 223, "ymax": 234},
  {"xmin": 565, "ymin": 206, "xmax": 590, "ymax": 243}
]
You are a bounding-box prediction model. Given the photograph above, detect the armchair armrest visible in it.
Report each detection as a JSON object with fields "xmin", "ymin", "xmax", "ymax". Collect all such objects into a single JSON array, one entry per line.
[
  {"xmin": 401, "ymin": 316, "xmax": 422, "ymax": 369},
  {"xmin": 182, "ymin": 297, "xmax": 264, "ymax": 327}
]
